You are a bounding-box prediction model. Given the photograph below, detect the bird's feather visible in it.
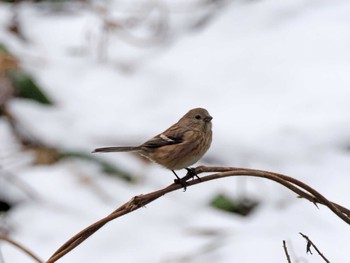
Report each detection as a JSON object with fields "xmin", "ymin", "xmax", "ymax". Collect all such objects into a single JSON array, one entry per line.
[{"xmin": 142, "ymin": 133, "xmax": 183, "ymax": 148}]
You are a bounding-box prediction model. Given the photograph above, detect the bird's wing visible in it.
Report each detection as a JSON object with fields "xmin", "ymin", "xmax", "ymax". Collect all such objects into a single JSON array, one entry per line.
[{"xmin": 142, "ymin": 126, "xmax": 184, "ymax": 148}]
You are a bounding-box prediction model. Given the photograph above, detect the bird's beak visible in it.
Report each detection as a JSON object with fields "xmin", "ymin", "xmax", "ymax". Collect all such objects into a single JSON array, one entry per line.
[{"xmin": 204, "ymin": 116, "xmax": 213, "ymax": 122}]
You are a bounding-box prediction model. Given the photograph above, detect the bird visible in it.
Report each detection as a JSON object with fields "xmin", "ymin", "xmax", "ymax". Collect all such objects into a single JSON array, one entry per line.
[{"xmin": 93, "ymin": 108, "xmax": 213, "ymax": 186}]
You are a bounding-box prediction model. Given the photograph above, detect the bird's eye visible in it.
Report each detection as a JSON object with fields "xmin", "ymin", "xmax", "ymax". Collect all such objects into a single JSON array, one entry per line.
[{"xmin": 195, "ymin": 115, "xmax": 201, "ymax": 120}]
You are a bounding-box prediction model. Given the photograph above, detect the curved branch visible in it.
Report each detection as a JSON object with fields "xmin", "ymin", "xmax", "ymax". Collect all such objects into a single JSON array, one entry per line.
[{"xmin": 46, "ymin": 166, "xmax": 350, "ymax": 262}]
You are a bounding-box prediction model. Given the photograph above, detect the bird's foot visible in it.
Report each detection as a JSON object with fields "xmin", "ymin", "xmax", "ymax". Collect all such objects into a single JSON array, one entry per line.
[
  {"xmin": 174, "ymin": 178, "xmax": 188, "ymax": 191},
  {"xmin": 185, "ymin": 167, "xmax": 201, "ymax": 181},
  {"xmin": 172, "ymin": 170, "xmax": 188, "ymax": 191},
  {"xmin": 172, "ymin": 168, "xmax": 201, "ymax": 191}
]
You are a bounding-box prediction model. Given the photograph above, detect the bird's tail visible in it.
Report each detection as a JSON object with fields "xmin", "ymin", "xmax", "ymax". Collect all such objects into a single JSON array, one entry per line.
[{"xmin": 92, "ymin": 146, "xmax": 139, "ymax": 153}]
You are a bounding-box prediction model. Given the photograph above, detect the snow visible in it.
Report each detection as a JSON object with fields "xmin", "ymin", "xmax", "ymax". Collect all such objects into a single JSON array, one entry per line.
[{"xmin": 1, "ymin": 0, "xmax": 350, "ymax": 262}]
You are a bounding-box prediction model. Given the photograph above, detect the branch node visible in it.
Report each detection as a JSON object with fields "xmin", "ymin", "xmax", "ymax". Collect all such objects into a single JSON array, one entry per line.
[
  {"xmin": 126, "ymin": 195, "xmax": 144, "ymax": 211},
  {"xmin": 299, "ymin": 232, "xmax": 330, "ymax": 263}
]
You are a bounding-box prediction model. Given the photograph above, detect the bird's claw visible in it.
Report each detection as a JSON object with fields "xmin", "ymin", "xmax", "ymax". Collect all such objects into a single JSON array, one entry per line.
[
  {"xmin": 185, "ymin": 168, "xmax": 201, "ymax": 181},
  {"xmin": 174, "ymin": 178, "xmax": 188, "ymax": 191},
  {"xmin": 172, "ymin": 167, "xmax": 202, "ymax": 191}
]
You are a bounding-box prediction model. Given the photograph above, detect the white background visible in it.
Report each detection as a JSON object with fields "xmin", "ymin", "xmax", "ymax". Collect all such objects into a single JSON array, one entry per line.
[{"xmin": 1, "ymin": 0, "xmax": 350, "ymax": 262}]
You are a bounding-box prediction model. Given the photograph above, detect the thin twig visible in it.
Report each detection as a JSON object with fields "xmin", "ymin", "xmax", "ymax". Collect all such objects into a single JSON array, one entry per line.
[
  {"xmin": 0, "ymin": 166, "xmax": 40, "ymax": 201},
  {"xmin": 299, "ymin": 232, "xmax": 330, "ymax": 263},
  {"xmin": 47, "ymin": 166, "xmax": 350, "ymax": 262},
  {"xmin": 0, "ymin": 235, "xmax": 44, "ymax": 263},
  {"xmin": 282, "ymin": 240, "xmax": 292, "ymax": 263}
]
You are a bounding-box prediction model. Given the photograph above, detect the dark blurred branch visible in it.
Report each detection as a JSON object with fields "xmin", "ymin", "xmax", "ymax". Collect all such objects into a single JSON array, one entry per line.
[
  {"xmin": 46, "ymin": 166, "xmax": 350, "ymax": 262},
  {"xmin": 6, "ymin": 1, "xmax": 28, "ymax": 42},
  {"xmin": 0, "ymin": 235, "xmax": 44, "ymax": 263},
  {"xmin": 0, "ymin": 166, "xmax": 40, "ymax": 200}
]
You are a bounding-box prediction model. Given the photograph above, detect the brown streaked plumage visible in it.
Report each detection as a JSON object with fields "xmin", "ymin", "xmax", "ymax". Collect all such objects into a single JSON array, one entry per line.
[{"xmin": 93, "ymin": 108, "xmax": 213, "ymax": 181}]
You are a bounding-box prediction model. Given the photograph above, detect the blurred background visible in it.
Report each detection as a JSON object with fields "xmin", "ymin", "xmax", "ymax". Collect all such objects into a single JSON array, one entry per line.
[{"xmin": 1, "ymin": 0, "xmax": 350, "ymax": 262}]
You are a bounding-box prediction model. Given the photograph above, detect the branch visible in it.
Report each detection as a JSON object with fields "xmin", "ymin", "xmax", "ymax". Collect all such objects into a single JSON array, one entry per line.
[
  {"xmin": 282, "ymin": 240, "xmax": 291, "ymax": 263},
  {"xmin": 0, "ymin": 235, "xmax": 43, "ymax": 263},
  {"xmin": 47, "ymin": 166, "xmax": 350, "ymax": 262},
  {"xmin": 299, "ymin": 232, "xmax": 330, "ymax": 263}
]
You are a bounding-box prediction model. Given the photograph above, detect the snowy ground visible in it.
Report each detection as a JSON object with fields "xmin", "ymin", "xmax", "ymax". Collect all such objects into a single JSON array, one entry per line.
[{"xmin": 1, "ymin": 0, "xmax": 350, "ymax": 262}]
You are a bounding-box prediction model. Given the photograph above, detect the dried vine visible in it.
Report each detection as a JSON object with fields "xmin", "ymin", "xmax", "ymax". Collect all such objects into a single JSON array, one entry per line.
[{"xmin": 46, "ymin": 166, "xmax": 350, "ymax": 262}]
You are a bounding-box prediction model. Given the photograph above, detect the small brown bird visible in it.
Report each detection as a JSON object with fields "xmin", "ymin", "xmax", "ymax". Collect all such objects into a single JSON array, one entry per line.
[{"xmin": 93, "ymin": 108, "xmax": 213, "ymax": 184}]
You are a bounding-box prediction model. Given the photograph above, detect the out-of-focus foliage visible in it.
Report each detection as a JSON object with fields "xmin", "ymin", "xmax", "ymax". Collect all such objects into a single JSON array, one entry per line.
[
  {"xmin": 59, "ymin": 151, "xmax": 136, "ymax": 182},
  {"xmin": 0, "ymin": 43, "xmax": 53, "ymax": 105},
  {"xmin": 7, "ymin": 70, "xmax": 53, "ymax": 105},
  {"xmin": 0, "ymin": 200, "xmax": 11, "ymax": 214},
  {"xmin": 0, "ymin": 42, "xmax": 134, "ymax": 183},
  {"xmin": 210, "ymin": 193, "xmax": 259, "ymax": 216}
]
